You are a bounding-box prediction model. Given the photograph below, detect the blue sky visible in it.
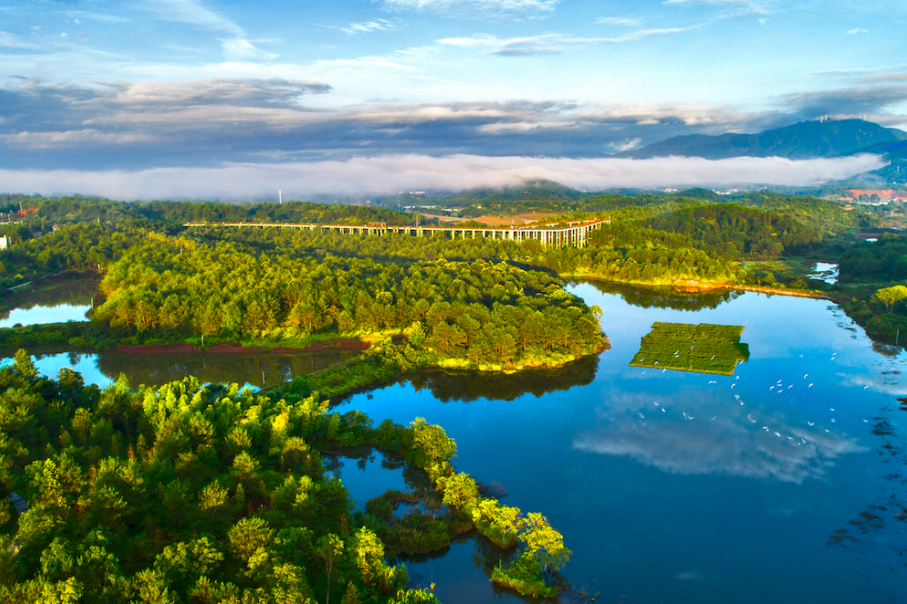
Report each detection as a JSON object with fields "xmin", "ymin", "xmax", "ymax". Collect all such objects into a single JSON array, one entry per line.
[{"xmin": 1, "ymin": 0, "xmax": 905, "ymax": 196}]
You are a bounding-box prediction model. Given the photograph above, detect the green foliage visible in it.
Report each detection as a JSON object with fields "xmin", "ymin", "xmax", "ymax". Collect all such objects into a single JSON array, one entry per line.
[
  {"xmin": 840, "ymin": 234, "xmax": 907, "ymax": 283},
  {"xmin": 471, "ymin": 499, "xmax": 521, "ymax": 549},
  {"xmin": 0, "ymin": 348, "xmax": 579, "ymax": 603},
  {"xmin": 91, "ymin": 233, "xmax": 604, "ymax": 367},
  {"xmin": 387, "ymin": 586, "xmax": 442, "ymax": 604},
  {"xmin": 873, "ymin": 285, "xmax": 907, "ymax": 312},
  {"xmin": 490, "ymin": 554, "xmax": 557, "ymax": 598},
  {"xmin": 646, "ymin": 203, "xmax": 821, "ymax": 259},
  {"xmin": 629, "ymin": 322, "xmax": 750, "ymax": 375}
]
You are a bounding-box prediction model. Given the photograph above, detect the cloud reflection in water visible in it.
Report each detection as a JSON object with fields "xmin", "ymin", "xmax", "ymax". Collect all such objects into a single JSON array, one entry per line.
[{"xmin": 573, "ymin": 387, "xmax": 864, "ymax": 483}]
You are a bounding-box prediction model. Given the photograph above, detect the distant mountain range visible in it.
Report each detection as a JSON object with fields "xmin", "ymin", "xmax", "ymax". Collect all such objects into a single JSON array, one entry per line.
[{"xmin": 617, "ymin": 119, "xmax": 907, "ymax": 161}]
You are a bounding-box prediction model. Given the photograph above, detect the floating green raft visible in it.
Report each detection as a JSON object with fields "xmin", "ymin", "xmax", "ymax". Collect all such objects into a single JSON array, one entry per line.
[{"xmin": 629, "ymin": 322, "xmax": 750, "ymax": 376}]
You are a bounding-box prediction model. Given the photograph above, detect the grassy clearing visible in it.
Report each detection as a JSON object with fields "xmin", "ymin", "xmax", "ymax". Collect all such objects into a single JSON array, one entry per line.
[{"xmin": 629, "ymin": 322, "xmax": 749, "ymax": 376}]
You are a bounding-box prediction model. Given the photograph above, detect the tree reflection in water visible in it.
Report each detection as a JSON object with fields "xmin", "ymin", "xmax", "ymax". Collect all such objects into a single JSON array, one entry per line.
[
  {"xmin": 581, "ymin": 280, "xmax": 740, "ymax": 312},
  {"xmin": 405, "ymin": 354, "xmax": 599, "ymax": 403},
  {"xmin": 95, "ymin": 349, "xmax": 361, "ymax": 388},
  {"xmin": 0, "ymin": 276, "xmax": 101, "ymax": 321}
]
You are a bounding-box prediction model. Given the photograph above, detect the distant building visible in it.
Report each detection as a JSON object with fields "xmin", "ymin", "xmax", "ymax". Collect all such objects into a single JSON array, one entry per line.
[{"xmin": 0, "ymin": 236, "xmax": 7, "ymax": 250}]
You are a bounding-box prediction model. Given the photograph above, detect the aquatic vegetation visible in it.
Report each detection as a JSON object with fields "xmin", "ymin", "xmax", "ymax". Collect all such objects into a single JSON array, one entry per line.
[
  {"xmin": 490, "ymin": 554, "xmax": 558, "ymax": 598},
  {"xmin": 629, "ymin": 322, "xmax": 749, "ymax": 375}
]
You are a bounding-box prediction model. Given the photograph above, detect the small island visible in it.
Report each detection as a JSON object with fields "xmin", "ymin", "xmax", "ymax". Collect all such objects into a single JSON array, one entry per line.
[{"xmin": 629, "ymin": 322, "xmax": 749, "ymax": 375}]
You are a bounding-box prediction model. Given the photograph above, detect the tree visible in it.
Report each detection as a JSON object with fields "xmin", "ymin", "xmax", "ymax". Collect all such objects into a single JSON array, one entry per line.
[
  {"xmin": 518, "ymin": 513, "xmax": 571, "ymax": 581},
  {"xmin": 873, "ymin": 285, "xmax": 907, "ymax": 313},
  {"xmin": 315, "ymin": 534, "xmax": 343, "ymax": 604}
]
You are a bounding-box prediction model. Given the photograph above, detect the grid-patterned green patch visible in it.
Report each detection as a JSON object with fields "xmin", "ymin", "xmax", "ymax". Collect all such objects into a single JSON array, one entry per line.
[{"xmin": 629, "ymin": 322, "xmax": 749, "ymax": 375}]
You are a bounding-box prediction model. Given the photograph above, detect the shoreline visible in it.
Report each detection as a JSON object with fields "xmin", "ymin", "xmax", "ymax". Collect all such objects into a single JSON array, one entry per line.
[{"xmin": 565, "ymin": 274, "xmax": 827, "ymax": 299}]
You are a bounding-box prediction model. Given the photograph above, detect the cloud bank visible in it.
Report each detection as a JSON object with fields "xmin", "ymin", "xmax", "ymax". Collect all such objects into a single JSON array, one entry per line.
[{"xmin": 0, "ymin": 153, "xmax": 884, "ymax": 199}]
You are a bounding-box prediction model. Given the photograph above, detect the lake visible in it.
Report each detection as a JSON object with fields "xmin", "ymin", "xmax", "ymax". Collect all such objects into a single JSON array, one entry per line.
[
  {"xmin": 3, "ymin": 281, "xmax": 905, "ymax": 603},
  {"xmin": 335, "ymin": 282, "xmax": 907, "ymax": 604}
]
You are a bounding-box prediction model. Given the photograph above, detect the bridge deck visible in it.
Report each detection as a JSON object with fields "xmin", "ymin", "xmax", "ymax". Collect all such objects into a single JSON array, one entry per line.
[{"xmin": 183, "ymin": 217, "xmax": 609, "ymax": 247}]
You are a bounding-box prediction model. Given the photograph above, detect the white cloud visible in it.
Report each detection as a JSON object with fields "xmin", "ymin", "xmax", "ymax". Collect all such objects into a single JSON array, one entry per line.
[
  {"xmin": 595, "ymin": 16, "xmax": 642, "ymax": 26},
  {"xmin": 60, "ymin": 10, "xmax": 131, "ymax": 24},
  {"xmin": 664, "ymin": 0, "xmax": 771, "ymax": 16},
  {"xmin": 341, "ymin": 19, "xmax": 396, "ymax": 35},
  {"xmin": 0, "ymin": 31, "xmax": 40, "ymax": 49},
  {"xmin": 607, "ymin": 137, "xmax": 643, "ymax": 152},
  {"xmin": 438, "ymin": 25, "xmax": 704, "ymax": 55},
  {"xmin": 146, "ymin": 0, "xmax": 244, "ymax": 37},
  {"xmin": 0, "ymin": 129, "xmax": 158, "ymax": 149},
  {"xmin": 145, "ymin": 0, "xmax": 274, "ymax": 61},
  {"xmin": 0, "ymin": 153, "xmax": 884, "ymax": 199},
  {"xmin": 221, "ymin": 38, "xmax": 278, "ymax": 60},
  {"xmin": 476, "ymin": 120, "xmax": 575, "ymax": 133},
  {"xmin": 378, "ymin": 0, "xmax": 558, "ymax": 18},
  {"xmin": 847, "ymin": 28, "xmax": 869, "ymax": 35}
]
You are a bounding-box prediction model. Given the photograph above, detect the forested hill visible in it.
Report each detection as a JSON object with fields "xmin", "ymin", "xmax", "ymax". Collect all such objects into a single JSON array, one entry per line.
[
  {"xmin": 616, "ymin": 119, "xmax": 907, "ymax": 160},
  {"xmin": 645, "ymin": 204, "xmax": 821, "ymax": 258}
]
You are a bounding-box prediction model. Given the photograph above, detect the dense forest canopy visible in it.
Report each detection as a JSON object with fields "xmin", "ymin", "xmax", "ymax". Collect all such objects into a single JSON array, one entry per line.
[
  {"xmin": 0, "ymin": 192, "xmax": 882, "ymax": 300},
  {"xmin": 93, "ymin": 234, "xmax": 604, "ymax": 368},
  {"xmin": 838, "ymin": 234, "xmax": 907, "ymax": 283}
]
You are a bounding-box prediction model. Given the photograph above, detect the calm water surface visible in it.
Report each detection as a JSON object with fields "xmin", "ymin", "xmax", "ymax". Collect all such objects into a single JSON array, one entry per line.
[
  {"xmin": 0, "ymin": 348, "xmax": 362, "ymax": 390},
  {"xmin": 335, "ymin": 283, "xmax": 907, "ymax": 604},
  {"xmin": 0, "ymin": 303, "xmax": 90, "ymax": 328}
]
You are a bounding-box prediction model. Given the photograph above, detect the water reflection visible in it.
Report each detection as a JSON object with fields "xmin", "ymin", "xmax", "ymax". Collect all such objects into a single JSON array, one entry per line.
[
  {"xmin": 323, "ymin": 447, "xmax": 417, "ymax": 509},
  {"xmin": 0, "ymin": 304, "xmax": 90, "ymax": 328},
  {"xmin": 573, "ymin": 387, "xmax": 864, "ymax": 483},
  {"xmin": 405, "ymin": 355, "xmax": 598, "ymax": 402},
  {"xmin": 0, "ymin": 277, "xmax": 99, "ymax": 320},
  {"xmin": 2, "ymin": 348, "xmax": 361, "ymax": 390},
  {"xmin": 580, "ymin": 280, "xmax": 741, "ymax": 311},
  {"xmin": 95, "ymin": 349, "xmax": 360, "ymax": 389}
]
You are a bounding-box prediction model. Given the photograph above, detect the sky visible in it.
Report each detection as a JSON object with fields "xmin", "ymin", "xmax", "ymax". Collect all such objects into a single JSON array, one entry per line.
[{"xmin": 1, "ymin": 0, "xmax": 906, "ymax": 198}]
